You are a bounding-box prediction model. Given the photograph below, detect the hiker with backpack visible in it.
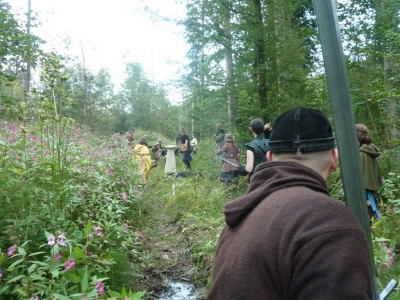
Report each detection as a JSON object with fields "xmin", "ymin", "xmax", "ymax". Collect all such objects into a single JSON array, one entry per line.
[{"xmin": 238, "ymin": 118, "xmax": 269, "ymax": 180}]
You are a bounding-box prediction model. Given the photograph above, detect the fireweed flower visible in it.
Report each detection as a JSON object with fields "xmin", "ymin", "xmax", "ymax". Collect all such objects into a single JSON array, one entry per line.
[
  {"xmin": 48, "ymin": 235, "xmax": 55, "ymax": 246},
  {"xmin": 7, "ymin": 245, "xmax": 17, "ymax": 256},
  {"xmin": 54, "ymin": 252, "xmax": 62, "ymax": 261},
  {"xmin": 64, "ymin": 258, "xmax": 75, "ymax": 271}
]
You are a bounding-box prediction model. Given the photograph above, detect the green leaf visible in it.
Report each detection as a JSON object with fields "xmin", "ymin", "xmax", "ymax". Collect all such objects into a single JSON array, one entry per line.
[
  {"xmin": 86, "ymin": 289, "xmax": 99, "ymax": 297},
  {"xmin": 81, "ymin": 269, "xmax": 89, "ymax": 292},
  {"xmin": 6, "ymin": 258, "xmax": 24, "ymax": 271},
  {"xmin": 63, "ymin": 272, "xmax": 81, "ymax": 283},
  {"xmin": 16, "ymin": 288, "xmax": 28, "ymax": 297},
  {"xmin": 11, "ymin": 165, "xmax": 23, "ymax": 175},
  {"xmin": 27, "ymin": 263, "xmax": 37, "ymax": 274},
  {"xmin": 0, "ymin": 285, "xmax": 10, "ymax": 295},
  {"xmin": 27, "ymin": 251, "xmax": 47, "ymax": 257},
  {"xmin": 73, "ymin": 247, "xmax": 85, "ymax": 260},
  {"xmin": 6, "ymin": 274, "xmax": 26, "ymax": 284},
  {"xmin": 30, "ymin": 274, "xmax": 46, "ymax": 280},
  {"xmin": 121, "ymin": 286, "xmax": 127, "ymax": 297},
  {"xmin": 133, "ymin": 291, "xmax": 146, "ymax": 300},
  {"xmin": 84, "ymin": 219, "xmax": 92, "ymax": 235},
  {"xmin": 51, "ymin": 293, "xmax": 73, "ymax": 300},
  {"xmin": 17, "ymin": 247, "xmax": 26, "ymax": 256},
  {"xmin": 51, "ymin": 270, "xmax": 60, "ymax": 278}
]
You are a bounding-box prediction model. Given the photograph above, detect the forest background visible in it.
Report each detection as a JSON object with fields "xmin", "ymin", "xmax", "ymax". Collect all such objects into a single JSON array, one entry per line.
[{"xmin": 1, "ymin": 0, "xmax": 400, "ymax": 299}]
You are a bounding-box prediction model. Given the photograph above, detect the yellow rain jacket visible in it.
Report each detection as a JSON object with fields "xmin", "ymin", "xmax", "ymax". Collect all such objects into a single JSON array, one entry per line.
[{"xmin": 132, "ymin": 144, "xmax": 152, "ymax": 183}]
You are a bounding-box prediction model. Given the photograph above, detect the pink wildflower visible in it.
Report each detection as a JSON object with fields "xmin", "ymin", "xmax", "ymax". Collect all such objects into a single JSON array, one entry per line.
[
  {"xmin": 103, "ymin": 197, "xmax": 108, "ymax": 202},
  {"xmin": 123, "ymin": 223, "xmax": 129, "ymax": 231},
  {"xmin": 54, "ymin": 252, "xmax": 62, "ymax": 261},
  {"xmin": 7, "ymin": 245, "xmax": 17, "ymax": 256},
  {"xmin": 33, "ymin": 295, "xmax": 39, "ymax": 300},
  {"xmin": 122, "ymin": 193, "xmax": 128, "ymax": 202},
  {"xmin": 97, "ymin": 231, "xmax": 105, "ymax": 238},
  {"xmin": 88, "ymin": 233, "xmax": 94, "ymax": 240},
  {"xmin": 0, "ymin": 272, "xmax": 3, "ymax": 279},
  {"xmin": 96, "ymin": 281, "xmax": 105, "ymax": 294},
  {"xmin": 135, "ymin": 232, "xmax": 144, "ymax": 239},
  {"xmin": 58, "ymin": 233, "xmax": 67, "ymax": 246},
  {"xmin": 48, "ymin": 235, "xmax": 55, "ymax": 246},
  {"xmin": 64, "ymin": 258, "xmax": 75, "ymax": 271},
  {"xmin": 94, "ymin": 224, "xmax": 103, "ymax": 231}
]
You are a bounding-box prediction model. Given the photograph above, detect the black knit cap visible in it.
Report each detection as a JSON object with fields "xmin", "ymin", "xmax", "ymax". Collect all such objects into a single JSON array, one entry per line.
[{"xmin": 269, "ymin": 107, "xmax": 335, "ymax": 153}]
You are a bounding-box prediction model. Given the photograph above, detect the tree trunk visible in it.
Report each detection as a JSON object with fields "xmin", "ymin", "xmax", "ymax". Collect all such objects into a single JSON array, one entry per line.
[
  {"xmin": 253, "ymin": 0, "xmax": 267, "ymax": 112},
  {"xmin": 24, "ymin": 0, "xmax": 31, "ymax": 104},
  {"xmin": 221, "ymin": 0, "xmax": 235, "ymax": 128}
]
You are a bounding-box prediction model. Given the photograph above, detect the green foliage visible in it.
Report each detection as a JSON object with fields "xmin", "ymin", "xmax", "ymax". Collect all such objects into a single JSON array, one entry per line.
[{"xmin": 0, "ymin": 108, "xmax": 148, "ymax": 298}]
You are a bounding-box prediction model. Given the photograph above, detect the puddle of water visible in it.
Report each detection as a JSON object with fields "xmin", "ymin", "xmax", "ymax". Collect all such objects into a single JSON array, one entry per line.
[{"xmin": 158, "ymin": 280, "xmax": 203, "ymax": 300}]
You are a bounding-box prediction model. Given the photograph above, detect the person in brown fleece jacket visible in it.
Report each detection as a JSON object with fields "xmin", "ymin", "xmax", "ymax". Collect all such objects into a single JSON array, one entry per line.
[{"xmin": 206, "ymin": 107, "xmax": 373, "ymax": 300}]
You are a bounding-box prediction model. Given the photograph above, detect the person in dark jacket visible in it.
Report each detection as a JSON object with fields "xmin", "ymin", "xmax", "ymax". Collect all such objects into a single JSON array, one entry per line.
[
  {"xmin": 238, "ymin": 118, "xmax": 269, "ymax": 180},
  {"xmin": 206, "ymin": 107, "xmax": 373, "ymax": 300},
  {"xmin": 215, "ymin": 123, "xmax": 226, "ymax": 147},
  {"xmin": 356, "ymin": 123, "xmax": 383, "ymax": 220},
  {"xmin": 179, "ymin": 130, "xmax": 192, "ymax": 169}
]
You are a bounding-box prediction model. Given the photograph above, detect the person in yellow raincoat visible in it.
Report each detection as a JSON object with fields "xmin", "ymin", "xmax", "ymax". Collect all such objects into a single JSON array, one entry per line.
[{"xmin": 132, "ymin": 136, "xmax": 152, "ymax": 185}]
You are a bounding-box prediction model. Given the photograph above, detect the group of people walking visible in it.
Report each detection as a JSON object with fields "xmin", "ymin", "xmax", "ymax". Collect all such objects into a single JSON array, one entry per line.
[{"xmin": 215, "ymin": 117, "xmax": 383, "ymax": 221}]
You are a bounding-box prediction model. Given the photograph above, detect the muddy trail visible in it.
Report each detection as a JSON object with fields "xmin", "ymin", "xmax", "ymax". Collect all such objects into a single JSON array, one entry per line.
[{"xmin": 135, "ymin": 186, "xmax": 209, "ymax": 300}]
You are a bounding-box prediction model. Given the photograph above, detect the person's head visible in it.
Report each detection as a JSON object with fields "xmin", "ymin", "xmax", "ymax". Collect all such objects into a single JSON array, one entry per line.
[
  {"xmin": 217, "ymin": 123, "xmax": 222, "ymax": 130},
  {"xmin": 158, "ymin": 139, "xmax": 162, "ymax": 144},
  {"xmin": 180, "ymin": 130, "xmax": 185, "ymax": 136},
  {"xmin": 249, "ymin": 118, "xmax": 264, "ymax": 135},
  {"xmin": 224, "ymin": 134, "xmax": 234, "ymax": 143},
  {"xmin": 139, "ymin": 136, "xmax": 148, "ymax": 145},
  {"xmin": 129, "ymin": 128, "xmax": 135, "ymax": 133},
  {"xmin": 355, "ymin": 123, "xmax": 371, "ymax": 146},
  {"xmin": 267, "ymin": 107, "xmax": 338, "ymax": 180}
]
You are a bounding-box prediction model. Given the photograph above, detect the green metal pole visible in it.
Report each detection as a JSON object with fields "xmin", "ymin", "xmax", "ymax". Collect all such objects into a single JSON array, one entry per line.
[{"xmin": 312, "ymin": 0, "xmax": 379, "ymax": 298}]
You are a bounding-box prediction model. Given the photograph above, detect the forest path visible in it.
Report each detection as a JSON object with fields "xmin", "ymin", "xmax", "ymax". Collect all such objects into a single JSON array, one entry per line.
[{"xmin": 136, "ymin": 174, "xmax": 207, "ymax": 299}]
